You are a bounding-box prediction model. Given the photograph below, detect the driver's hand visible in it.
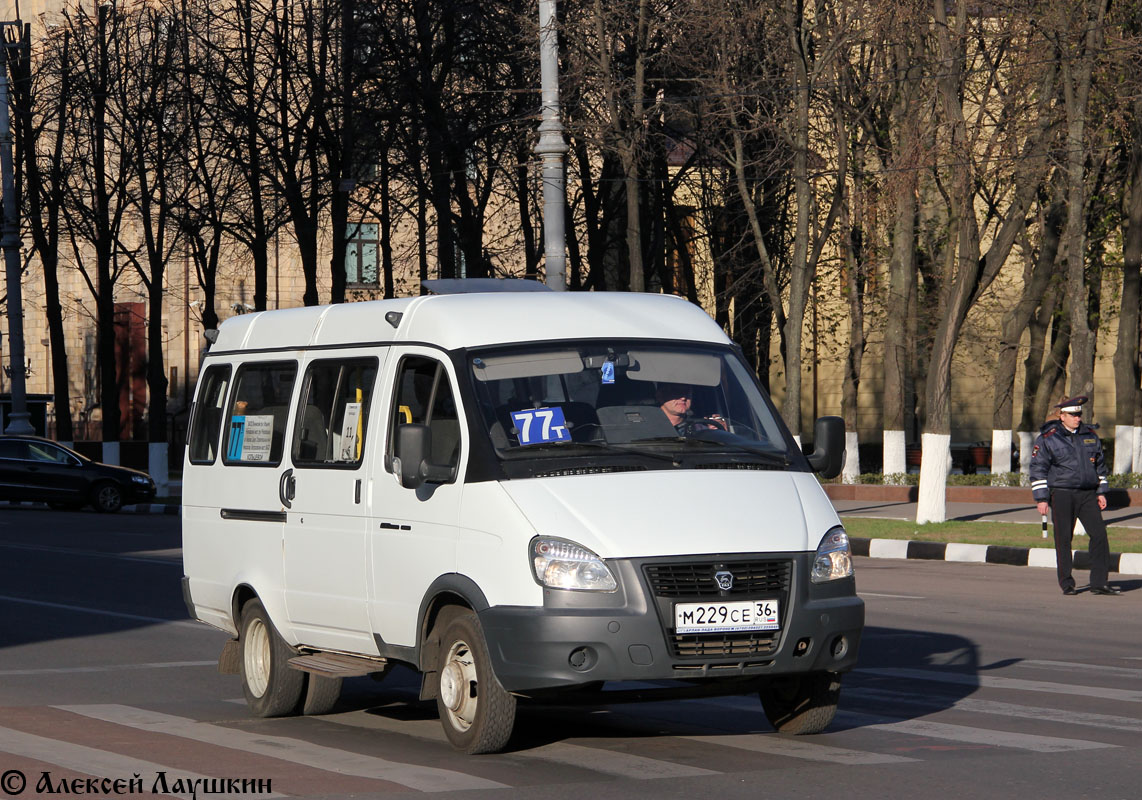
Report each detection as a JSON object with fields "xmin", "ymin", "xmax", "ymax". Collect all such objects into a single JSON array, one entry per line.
[{"xmin": 709, "ymin": 415, "xmax": 727, "ymax": 430}]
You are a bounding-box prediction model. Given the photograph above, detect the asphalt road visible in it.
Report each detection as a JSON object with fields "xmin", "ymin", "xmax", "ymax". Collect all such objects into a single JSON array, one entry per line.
[{"xmin": 1, "ymin": 507, "xmax": 1141, "ymax": 799}]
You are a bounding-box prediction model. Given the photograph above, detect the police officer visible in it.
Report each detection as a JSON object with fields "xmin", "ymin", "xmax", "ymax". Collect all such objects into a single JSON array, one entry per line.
[{"xmin": 1030, "ymin": 396, "xmax": 1120, "ymax": 595}]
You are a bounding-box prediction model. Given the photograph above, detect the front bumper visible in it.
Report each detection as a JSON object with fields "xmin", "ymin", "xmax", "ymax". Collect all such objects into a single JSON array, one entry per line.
[{"xmin": 479, "ymin": 552, "xmax": 863, "ymax": 693}]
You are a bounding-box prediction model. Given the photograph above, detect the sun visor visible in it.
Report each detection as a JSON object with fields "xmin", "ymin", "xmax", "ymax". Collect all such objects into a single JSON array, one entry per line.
[
  {"xmin": 626, "ymin": 351, "xmax": 722, "ymax": 386},
  {"xmin": 472, "ymin": 351, "xmax": 584, "ymax": 381}
]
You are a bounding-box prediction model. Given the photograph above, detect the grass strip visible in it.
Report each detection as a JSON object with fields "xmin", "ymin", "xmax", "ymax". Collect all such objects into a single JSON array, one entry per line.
[{"xmin": 840, "ymin": 516, "xmax": 1142, "ymax": 553}]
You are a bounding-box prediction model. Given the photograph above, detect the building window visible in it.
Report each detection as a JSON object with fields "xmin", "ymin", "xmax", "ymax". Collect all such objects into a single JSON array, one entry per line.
[{"xmin": 345, "ymin": 222, "xmax": 380, "ymax": 286}]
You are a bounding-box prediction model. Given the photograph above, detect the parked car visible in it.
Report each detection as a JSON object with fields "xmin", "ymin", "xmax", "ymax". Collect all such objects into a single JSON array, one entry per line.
[{"xmin": 0, "ymin": 435, "xmax": 156, "ymax": 512}]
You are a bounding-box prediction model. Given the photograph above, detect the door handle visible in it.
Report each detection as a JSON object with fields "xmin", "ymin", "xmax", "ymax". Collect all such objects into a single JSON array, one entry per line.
[
  {"xmin": 355, "ymin": 479, "xmax": 361, "ymax": 504},
  {"xmin": 279, "ymin": 469, "xmax": 295, "ymax": 509}
]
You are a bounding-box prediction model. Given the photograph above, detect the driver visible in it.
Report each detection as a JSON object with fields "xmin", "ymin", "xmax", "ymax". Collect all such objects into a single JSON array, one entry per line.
[{"xmin": 656, "ymin": 382, "xmax": 725, "ymax": 434}]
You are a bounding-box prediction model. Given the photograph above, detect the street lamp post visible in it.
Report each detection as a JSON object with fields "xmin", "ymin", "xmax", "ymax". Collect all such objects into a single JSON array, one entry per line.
[
  {"xmin": 0, "ymin": 23, "xmax": 32, "ymax": 435},
  {"xmin": 536, "ymin": 0, "xmax": 567, "ymax": 291}
]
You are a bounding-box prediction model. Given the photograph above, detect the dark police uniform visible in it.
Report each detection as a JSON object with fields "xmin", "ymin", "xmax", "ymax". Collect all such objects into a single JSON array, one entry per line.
[{"xmin": 1029, "ymin": 396, "xmax": 1115, "ymax": 595}]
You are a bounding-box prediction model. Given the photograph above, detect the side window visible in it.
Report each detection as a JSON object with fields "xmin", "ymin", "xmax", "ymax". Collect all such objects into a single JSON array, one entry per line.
[
  {"xmin": 291, "ymin": 358, "xmax": 378, "ymax": 467},
  {"xmin": 222, "ymin": 361, "xmax": 297, "ymax": 466},
  {"xmin": 188, "ymin": 365, "xmax": 232, "ymax": 465},
  {"xmin": 0, "ymin": 441, "xmax": 29, "ymax": 460},
  {"xmin": 28, "ymin": 443, "xmax": 75, "ymax": 465},
  {"xmin": 388, "ymin": 357, "xmax": 462, "ymax": 474}
]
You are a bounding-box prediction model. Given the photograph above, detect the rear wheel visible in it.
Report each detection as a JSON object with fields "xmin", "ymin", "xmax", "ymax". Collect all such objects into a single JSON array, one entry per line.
[
  {"xmin": 239, "ymin": 598, "xmax": 305, "ymax": 717},
  {"xmin": 90, "ymin": 482, "xmax": 123, "ymax": 513},
  {"xmin": 434, "ymin": 609, "xmax": 516, "ymax": 754},
  {"xmin": 759, "ymin": 671, "xmax": 841, "ymax": 734}
]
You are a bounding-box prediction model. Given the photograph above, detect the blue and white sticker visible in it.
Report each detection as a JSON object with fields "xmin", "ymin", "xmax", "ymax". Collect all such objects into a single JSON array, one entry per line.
[
  {"xmin": 601, "ymin": 360, "xmax": 615, "ymax": 385},
  {"xmin": 511, "ymin": 407, "xmax": 571, "ymax": 445}
]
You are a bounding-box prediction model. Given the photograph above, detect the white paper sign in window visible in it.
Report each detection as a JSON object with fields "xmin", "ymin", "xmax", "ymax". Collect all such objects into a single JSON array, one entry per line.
[
  {"xmin": 227, "ymin": 414, "xmax": 275, "ymax": 462},
  {"xmin": 339, "ymin": 402, "xmax": 362, "ymax": 461}
]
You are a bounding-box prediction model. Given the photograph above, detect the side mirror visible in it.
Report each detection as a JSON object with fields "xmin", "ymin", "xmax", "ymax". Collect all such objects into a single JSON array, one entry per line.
[
  {"xmin": 806, "ymin": 416, "xmax": 845, "ymax": 479},
  {"xmin": 396, "ymin": 424, "xmax": 454, "ymax": 489}
]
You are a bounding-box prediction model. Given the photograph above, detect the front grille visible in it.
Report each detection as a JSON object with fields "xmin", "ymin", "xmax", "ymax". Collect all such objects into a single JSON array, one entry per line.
[
  {"xmin": 670, "ymin": 631, "xmax": 781, "ymax": 658},
  {"xmin": 643, "ymin": 560, "xmax": 791, "ymax": 598}
]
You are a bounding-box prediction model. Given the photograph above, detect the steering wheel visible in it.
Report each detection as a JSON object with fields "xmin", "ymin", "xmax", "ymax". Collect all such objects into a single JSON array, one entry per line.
[{"xmin": 678, "ymin": 417, "xmax": 728, "ymax": 436}]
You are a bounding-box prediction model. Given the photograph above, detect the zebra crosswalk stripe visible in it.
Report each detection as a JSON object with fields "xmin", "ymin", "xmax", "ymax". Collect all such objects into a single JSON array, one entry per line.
[
  {"xmin": 0, "ymin": 725, "xmax": 282, "ymax": 799},
  {"xmin": 835, "ymin": 711, "xmax": 1116, "ymax": 753},
  {"xmin": 55, "ymin": 704, "xmax": 508, "ymax": 793},
  {"xmin": 859, "ymin": 667, "xmax": 1142, "ymax": 703},
  {"xmin": 327, "ymin": 710, "xmax": 720, "ymax": 778},
  {"xmin": 678, "ymin": 733, "xmax": 917, "ymax": 765}
]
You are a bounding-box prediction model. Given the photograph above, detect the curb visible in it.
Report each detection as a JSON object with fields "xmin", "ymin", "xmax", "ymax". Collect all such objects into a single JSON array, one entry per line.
[
  {"xmin": 851, "ymin": 536, "xmax": 1142, "ymax": 576},
  {"xmin": 122, "ymin": 504, "xmax": 181, "ymax": 515}
]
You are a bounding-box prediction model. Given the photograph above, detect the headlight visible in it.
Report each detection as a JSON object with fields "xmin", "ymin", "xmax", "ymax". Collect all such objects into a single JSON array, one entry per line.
[
  {"xmin": 531, "ymin": 537, "xmax": 617, "ymax": 591},
  {"xmin": 811, "ymin": 527, "xmax": 853, "ymax": 583},
  {"xmin": 131, "ymin": 475, "xmax": 150, "ymax": 485}
]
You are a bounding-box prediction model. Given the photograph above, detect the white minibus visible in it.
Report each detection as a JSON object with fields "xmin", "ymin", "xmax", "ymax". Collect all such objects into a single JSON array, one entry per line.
[{"xmin": 181, "ymin": 289, "xmax": 862, "ymax": 753}]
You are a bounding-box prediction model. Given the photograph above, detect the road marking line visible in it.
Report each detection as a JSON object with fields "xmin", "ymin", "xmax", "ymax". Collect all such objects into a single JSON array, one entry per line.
[
  {"xmin": 0, "ymin": 541, "xmax": 179, "ymax": 565},
  {"xmin": 0, "ymin": 725, "xmax": 282, "ymax": 799},
  {"xmin": 56, "ymin": 704, "xmax": 508, "ymax": 793},
  {"xmin": 848, "ymin": 687, "xmax": 1142, "ymax": 733},
  {"xmin": 835, "ymin": 711, "xmax": 1115, "ymax": 752},
  {"xmin": 0, "ymin": 661, "xmax": 216, "ymax": 677},
  {"xmin": 0, "ymin": 595, "xmax": 205, "ymax": 630},
  {"xmin": 678, "ymin": 733, "xmax": 917, "ymax": 765},
  {"xmin": 328, "ymin": 711, "xmax": 719, "ymax": 778},
  {"xmin": 1017, "ymin": 660, "xmax": 1142, "ymax": 678},
  {"xmin": 858, "ymin": 667, "xmax": 1142, "ymax": 703}
]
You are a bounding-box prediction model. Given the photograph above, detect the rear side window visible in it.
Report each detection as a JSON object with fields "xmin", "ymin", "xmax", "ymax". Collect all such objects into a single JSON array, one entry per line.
[
  {"xmin": 291, "ymin": 358, "xmax": 378, "ymax": 468},
  {"xmin": 222, "ymin": 361, "xmax": 297, "ymax": 466},
  {"xmin": 188, "ymin": 365, "xmax": 232, "ymax": 465}
]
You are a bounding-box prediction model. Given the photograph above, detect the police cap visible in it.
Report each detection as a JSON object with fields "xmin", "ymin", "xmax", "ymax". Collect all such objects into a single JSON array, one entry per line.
[{"xmin": 1054, "ymin": 396, "xmax": 1088, "ymax": 414}]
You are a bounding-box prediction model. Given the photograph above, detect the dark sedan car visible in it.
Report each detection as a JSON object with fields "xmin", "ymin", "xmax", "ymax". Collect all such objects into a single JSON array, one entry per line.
[{"xmin": 0, "ymin": 435, "xmax": 156, "ymax": 512}]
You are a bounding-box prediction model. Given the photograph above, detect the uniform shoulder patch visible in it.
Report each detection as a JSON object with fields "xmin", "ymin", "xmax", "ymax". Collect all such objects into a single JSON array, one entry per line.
[
  {"xmin": 1043, "ymin": 428, "xmax": 1057, "ymax": 437},
  {"xmin": 1031, "ymin": 444, "xmax": 1039, "ymax": 457}
]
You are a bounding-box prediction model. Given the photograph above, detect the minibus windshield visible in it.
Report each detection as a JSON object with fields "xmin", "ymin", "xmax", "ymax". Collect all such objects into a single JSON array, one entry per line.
[{"xmin": 468, "ymin": 342, "xmax": 791, "ymax": 465}]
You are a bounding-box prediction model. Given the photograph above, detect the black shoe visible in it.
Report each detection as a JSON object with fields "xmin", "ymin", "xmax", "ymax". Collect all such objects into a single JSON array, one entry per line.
[
  {"xmin": 1062, "ymin": 586, "xmax": 1077, "ymax": 595},
  {"xmin": 1090, "ymin": 585, "xmax": 1122, "ymax": 596}
]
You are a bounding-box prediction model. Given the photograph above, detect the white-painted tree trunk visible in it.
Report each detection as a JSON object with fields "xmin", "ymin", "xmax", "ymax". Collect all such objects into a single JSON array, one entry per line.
[
  {"xmin": 916, "ymin": 432, "xmax": 951, "ymax": 524},
  {"xmin": 1114, "ymin": 425, "xmax": 1134, "ymax": 474},
  {"xmin": 792, "ymin": 434, "xmax": 802, "ymax": 450},
  {"xmin": 102, "ymin": 441, "xmax": 120, "ymax": 466},
  {"xmin": 149, "ymin": 442, "xmax": 170, "ymax": 497},
  {"xmin": 1075, "ymin": 517, "xmax": 1087, "ymax": 536},
  {"xmin": 1133, "ymin": 427, "xmax": 1142, "ymax": 473},
  {"xmin": 1018, "ymin": 431, "xmax": 1034, "ymax": 478},
  {"xmin": 883, "ymin": 430, "xmax": 906, "ymax": 477},
  {"xmin": 842, "ymin": 431, "xmax": 860, "ymax": 484},
  {"xmin": 990, "ymin": 429, "xmax": 1011, "ymax": 481}
]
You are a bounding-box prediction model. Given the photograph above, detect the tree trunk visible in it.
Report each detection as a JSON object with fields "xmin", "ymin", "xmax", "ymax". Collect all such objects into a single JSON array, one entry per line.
[{"xmin": 1113, "ymin": 98, "xmax": 1142, "ymax": 472}]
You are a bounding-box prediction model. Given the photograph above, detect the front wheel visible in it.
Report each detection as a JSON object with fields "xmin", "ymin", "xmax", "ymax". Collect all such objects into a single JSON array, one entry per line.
[
  {"xmin": 759, "ymin": 671, "xmax": 841, "ymax": 734},
  {"xmin": 434, "ymin": 609, "xmax": 516, "ymax": 754},
  {"xmin": 239, "ymin": 598, "xmax": 305, "ymax": 717},
  {"xmin": 90, "ymin": 483, "xmax": 123, "ymax": 513}
]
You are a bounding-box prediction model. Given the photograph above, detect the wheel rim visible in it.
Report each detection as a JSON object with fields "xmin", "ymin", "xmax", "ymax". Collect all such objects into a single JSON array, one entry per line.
[
  {"xmin": 439, "ymin": 639, "xmax": 477, "ymax": 733},
  {"xmin": 98, "ymin": 486, "xmax": 120, "ymax": 509},
  {"xmin": 244, "ymin": 618, "xmax": 271, "ymax": 698}
]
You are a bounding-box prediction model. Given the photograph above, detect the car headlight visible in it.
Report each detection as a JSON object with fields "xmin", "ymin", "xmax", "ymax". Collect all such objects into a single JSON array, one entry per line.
[
  {"xmin": 811, "ymin": 526, "xmax": 853, "ymax": 583},
  {"xmin": 131, "ymin": 475, "xmax": 151, "ymax": 485},
  {"xmin": 531, "ymin": 537, "xmax": 617, "ymax": 591}
]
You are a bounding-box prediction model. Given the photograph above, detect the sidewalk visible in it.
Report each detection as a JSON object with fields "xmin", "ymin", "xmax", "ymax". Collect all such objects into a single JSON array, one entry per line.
[{"xmin": 828, "ymin": 487, "xmax": 1142, "ymax": 577}]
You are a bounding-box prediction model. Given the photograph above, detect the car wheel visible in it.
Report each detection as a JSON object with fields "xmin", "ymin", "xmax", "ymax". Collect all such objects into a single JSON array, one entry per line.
[
  {"xmin": 239, "ymin": 598, "xmax": 305, "ymax": 717},
  {"xmin": 90, "ymin": 482, "xmax": 123, "ymax": 513},
  {"xmin": 434, "ymin": 608, "xmax": 516, "ymax": 754},
  {"xmin": 759, "ymin": 671, "xmax": 841, "ymax": 734},
  {"xmin": 300, "ymin": 674, "xmax": 342, "ymax": 716}
]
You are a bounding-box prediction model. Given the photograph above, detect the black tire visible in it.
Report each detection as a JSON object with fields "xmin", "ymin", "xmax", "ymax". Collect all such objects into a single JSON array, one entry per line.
[
  {"xmin": 90, "ymin": 482, "xmax": 123, "ymax": 513},
  {"xmin": 301, "ymin": 674, "xmax": 342, "ymax": 716},
  {"xmin": 239, "ymin": 598, "xmax": 305, "ymax": 717},
  {"xmin": 759, "ymin": 671, "xmax": 841, "ymax": 734},
  {"xmin": 434, "ymin": 608, "xmax": 516, "ymax": 754}
]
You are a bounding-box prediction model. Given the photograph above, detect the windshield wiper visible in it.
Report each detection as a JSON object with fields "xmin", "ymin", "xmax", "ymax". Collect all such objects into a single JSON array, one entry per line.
[
  {"xmin": 636, "ymin": 435, "xmax": 790, "ymax": 466},
  {"xmin": 499, "ymin": 440, "xmax": 678, "ymax": 463}
]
